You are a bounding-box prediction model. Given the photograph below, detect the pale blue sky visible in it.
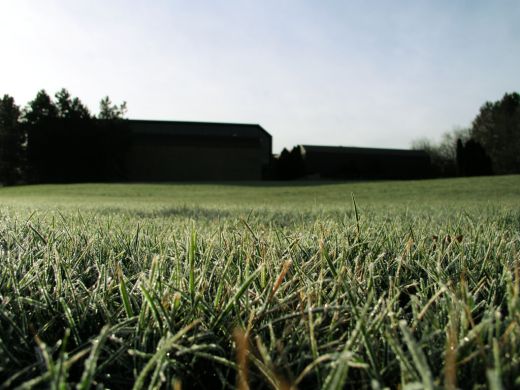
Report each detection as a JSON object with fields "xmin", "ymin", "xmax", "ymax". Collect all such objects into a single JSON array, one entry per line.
[{"xmin": 1, "ymin": 0, "xmax": 519, "ymax": 152}]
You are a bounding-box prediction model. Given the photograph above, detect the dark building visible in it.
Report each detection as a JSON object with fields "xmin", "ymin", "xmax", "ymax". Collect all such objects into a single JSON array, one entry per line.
[
  {"xmin": 27, "ymin": 118, "xmax": 434, "ymax": 183},
  {"xmin": 279, "ymin": 145, "xmax": 431, "ymax": 180},
  {"xmin": 125, "ymin": 120, "xmax": 272, "ymax": 181},
  {"xmin": 27, "ymin": 119, "xmax": 272, "ymax": 183}
]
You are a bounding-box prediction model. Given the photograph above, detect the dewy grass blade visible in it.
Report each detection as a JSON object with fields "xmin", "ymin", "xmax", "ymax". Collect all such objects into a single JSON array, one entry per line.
[
  {"xmin": 322, "ymin": 291, "xmax": 372, "ymax": 390},
  {"xmin": 212, "ymin": 266, "xmax": 262, "ymax": 329},
  {"xmin": 320, "ymin": 239, "xmax": 337, "ymax": 278},
  {"xmin": 189, "ymin": 229, "xmax": 197, "ymax": 303},
  {"xmin": 351, "ymin": 192, "xmax": 361, "ymax": 238},
  {"xmin": 487, "ymin": 338, "xmax": 504, "ymax": 390},
  {"xmin": 141, "ymin": 284, "xmax": 164, "ymax": 330},
  {"xmin": 132, "ymin": 320, "xmax": 200, "ymax": 390},
  {"xmin": 213, "ymin": 254, "xmax": 234, "ymax": 309},
  {"xmin": 117, "ymin": 264, "xmax": 135, "ymax": 318},
  {"xmin": 399, "ymin": 320, "xmax": 434, "ymax": 390},
  {"xmin": 77, "ymin": 325, "xmax": 111, "ymax": 390},
  {"xmin": 60, "ymin": 298, "xmax": 81, "ymax": 346}
]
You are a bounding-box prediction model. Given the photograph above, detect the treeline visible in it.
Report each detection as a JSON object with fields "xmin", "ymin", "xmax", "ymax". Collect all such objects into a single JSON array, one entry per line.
[
  {"xmin": 1, "ymin": 89, "xmax": 519, "ymax": 184},
  {"xmin": 0, "ymin": 89, "xmax": 127, "ymax": 184},
  {"xmin": 412, "ymin": 92, "xmax": 520, "ymax": 177}
]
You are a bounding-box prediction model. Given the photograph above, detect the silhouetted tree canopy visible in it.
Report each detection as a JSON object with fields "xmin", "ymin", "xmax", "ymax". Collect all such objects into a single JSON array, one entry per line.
[
  {"xmin": 470, "ymin": 92, "xmax": 520, "ymax": 174},
  {"xmin": 0, "ymin": 88, "xmax": 131, "ymax": 185},
  {"xmin": 412, "ymin": 92, "xmax": 520, "ymax": 177},
  {"xmin": 13, "ymin": 89, "xmax": 129, "ymax": 183},
  {"xmin": 456, "ymin": 138, "xmax": 493, "ymax": 176},
  {"xmin": 0, "ymin": 95, "xmax": 24, "ymax": 184},
  {"xmin": 22, "ymin": 90, "xmax": 58, "ymax": 125},
  {"xmin": 275, "ymin": 147, "xmax": 306, "ymax": 180},
  {"xmin": 411, "ymin": 128, "xmax": 470, "ymax": 177},
  {"xmin": 55, "ymin": 89, "xmax": 91, "ymax": 120},
  {"xmin": 98, "ymin": 96, "xmax": 127, "ymax": 120}
]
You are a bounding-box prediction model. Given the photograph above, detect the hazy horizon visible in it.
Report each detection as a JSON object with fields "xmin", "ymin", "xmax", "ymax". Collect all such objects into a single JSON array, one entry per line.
[{"xmin": 1, "ymin": 0, "xmax": 519, "ymax": 152}]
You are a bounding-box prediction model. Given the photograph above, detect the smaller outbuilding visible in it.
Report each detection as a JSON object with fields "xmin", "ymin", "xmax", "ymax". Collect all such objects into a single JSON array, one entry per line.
[{"xmin": 277, "ymin": 145, "xmax": 431, "ymax": 180}]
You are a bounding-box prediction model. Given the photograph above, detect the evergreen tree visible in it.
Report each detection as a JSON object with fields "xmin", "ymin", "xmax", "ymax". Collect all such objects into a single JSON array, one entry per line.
[
  {"xmin": 22, "ymin": 89, "xmax": 58, "ymax": 125},
  {"xmin": 98, "ymin": 96, "xmax": 127, "ymax": 120},
  {"xmin": 0, "ymin": 95, "xmax": 23, "ymax": 184},
  {"xmin": 471, "ymin": 92, "xmax": 520, "ymax": 174},
  {"xmin": 55, "ymin": 88, "xmax": 91, "ymax": 120}
]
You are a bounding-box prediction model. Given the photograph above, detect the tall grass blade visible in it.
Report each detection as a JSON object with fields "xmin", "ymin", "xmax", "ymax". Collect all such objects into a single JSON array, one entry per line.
[
  {"xmin": 399, "ymin": 320, "xmax": 434, "ymax": 390},
  {"xmin": 77, "ymin": 325, "xmax": 110, "ymax": 390}
]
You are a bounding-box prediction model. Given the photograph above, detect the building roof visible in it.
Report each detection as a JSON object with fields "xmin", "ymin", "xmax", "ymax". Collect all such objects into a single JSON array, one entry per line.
[
  {"xmin": 299, "ymin": 144, "xmax": 428, "ymax": 157},
  {"xmin": 126, "ymin": 119, "xmax": 271, "ymax": 140}
]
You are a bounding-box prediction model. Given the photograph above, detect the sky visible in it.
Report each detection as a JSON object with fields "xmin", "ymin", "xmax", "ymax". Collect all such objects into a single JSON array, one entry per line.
[{"xmin": 1, "ymin": 1, "xmax": 519, "ymax": 152}]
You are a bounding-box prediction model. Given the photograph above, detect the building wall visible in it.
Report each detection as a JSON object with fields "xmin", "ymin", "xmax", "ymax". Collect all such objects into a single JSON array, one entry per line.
[
  {"xmin": 298, "ymin": 146, "xmax": 431, "ymax": 180},
  {"xmin": 126, "ymin": 142, "xmax": 265, "ymax": 181},
  {"xmin": 124, "ymin": 121, "xmax": 272, "ymax": 181}
]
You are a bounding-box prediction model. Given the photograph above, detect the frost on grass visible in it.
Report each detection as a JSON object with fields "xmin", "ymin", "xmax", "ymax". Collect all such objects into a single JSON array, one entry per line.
[{"xmin": 0, "ymin": 178, "xmax": 519, "ymax": 388}]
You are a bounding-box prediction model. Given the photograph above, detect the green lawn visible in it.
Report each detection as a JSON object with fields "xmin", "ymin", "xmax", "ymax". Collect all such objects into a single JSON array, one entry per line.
[
  {"xmin": 1, "ymin": 175, "xmax": 519, "ymax": 211},
  {"xmin": 0, "ymin": 176, "xmax": 519, "ymax": 389}
]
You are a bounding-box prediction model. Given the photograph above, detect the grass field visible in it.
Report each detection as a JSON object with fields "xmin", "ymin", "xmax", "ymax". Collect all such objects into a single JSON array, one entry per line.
[{"xmin": 0, "ymin": 176, "xmax": 519, "ymax": 389}]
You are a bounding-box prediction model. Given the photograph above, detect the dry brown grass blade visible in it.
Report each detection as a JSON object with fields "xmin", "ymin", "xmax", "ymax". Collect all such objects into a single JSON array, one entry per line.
[
  {"xmin": 412, "ymin": 285, "xmax": 448, "ymax": 330},
  {"xmin": 269, "ymin": 259, "xmax": 293, "ymax": 301},
  {"xmin": 444, "ymin": 313, "xmax": 458, "ymax": 390},
  {"xmin": 234, "ymin": 328, "xmax": 250, "ymax": 390}
]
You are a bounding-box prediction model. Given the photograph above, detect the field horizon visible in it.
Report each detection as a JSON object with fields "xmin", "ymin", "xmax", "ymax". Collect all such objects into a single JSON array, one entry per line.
[{"xmin": 1, "ymin": 174, "xmax": 519, "ymax": 210}]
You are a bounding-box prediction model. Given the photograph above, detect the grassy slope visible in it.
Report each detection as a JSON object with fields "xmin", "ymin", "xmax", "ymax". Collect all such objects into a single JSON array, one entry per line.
[
  {"xmin": 0, "ymin": 176, "xmax": 519, "ymax": 389},
  {"xmin": 1, "ymin": 175, "xmax": 519, "ymax": 210}
]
